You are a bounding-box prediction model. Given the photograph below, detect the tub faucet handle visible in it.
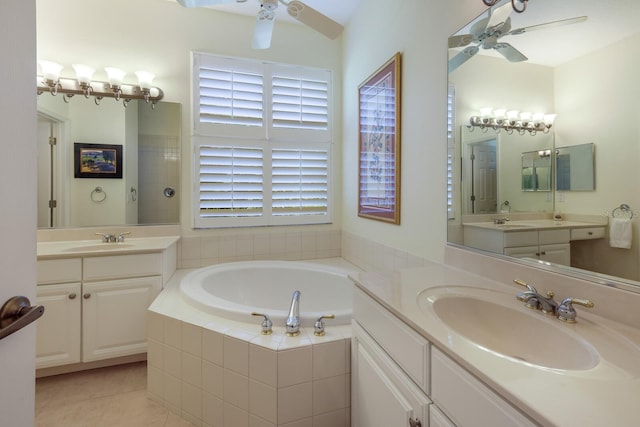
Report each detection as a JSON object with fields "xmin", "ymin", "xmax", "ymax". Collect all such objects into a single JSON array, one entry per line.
[
  {"xmin": 313, "ymin": 314, "xmax": 335, "ymax": 336},
  {"xmin": 251, "ymin": 312, "xmax": 273, "ymax": 335}
]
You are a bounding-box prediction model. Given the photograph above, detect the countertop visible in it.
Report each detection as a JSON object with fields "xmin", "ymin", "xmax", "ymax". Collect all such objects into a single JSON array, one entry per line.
[
  {"xmin": 37, "ymin": 236, "xmax": 180, "ymax": 259},
  {"xmin": 350, "ymin": 262, "xmax": 640, "ymax": 427},
  {"xmin": 463, "ymin": 219, "xmax": 605, "ymax": 231}
]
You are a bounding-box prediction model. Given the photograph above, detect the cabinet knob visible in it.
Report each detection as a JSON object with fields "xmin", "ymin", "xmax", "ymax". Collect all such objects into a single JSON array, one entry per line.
[
  {"xmin": 68, "ymin": 293, "xmax": 77, "ymax": 300},
  {"xmin": 83, "ymin": 293, "xmax": 91, "ymax": 299},
  {"xmin": 409, "ymin": 417, "xmax": 422, "ymax": 427}
]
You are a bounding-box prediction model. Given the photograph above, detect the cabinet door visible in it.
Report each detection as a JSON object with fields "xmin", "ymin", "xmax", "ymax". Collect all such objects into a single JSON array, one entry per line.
[
  {"xmin": 82, "ymin": 276, "xmax": 162, "ymax": 362},
  {"xmin": 36, "ymin": 283, "xmax": 81, "ymax": 369},
  {"xmin": 430, "ymin": 405, "xmax": 456, "ymax": 427},
  {"xmin": 503, "ymin": 245, "xmax": 539, "ymax": 259},
  {"xmin": 352, "ymin": 322, "xmax": 430, "ymax": 427},
  {"xmin": 539, "ymin": 243, "xmax": 570, "ymax": 266}
]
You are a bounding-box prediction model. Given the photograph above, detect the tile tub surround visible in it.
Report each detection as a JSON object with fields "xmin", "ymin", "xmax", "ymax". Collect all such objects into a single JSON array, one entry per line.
[{"xmin": 148, "ymin": 260, "xmax": 354, "ymax": 427}]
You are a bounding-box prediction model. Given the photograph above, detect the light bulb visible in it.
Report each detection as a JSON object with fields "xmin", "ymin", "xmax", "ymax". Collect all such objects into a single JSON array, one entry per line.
[
  {"xmin": 105, "ymin": 67, "xmax": 126, "ymax": 88},
  {"xmin": 543, "ymin": 114, "xmax": 557, "ymax": 125},
  {"xmin": 479, "ymin": 107, "xmax": 493, "ymax": 117},
  {"xmin": 72, "ymin": 64, "xmax": 95, "ymax": 86},
  {"xmin": 39, "ymin": 60, "xmax": 63, "ymax": 83},
  {"xmin": 135, "ymin": 71, "xmax": 155, "ymax": 90}
]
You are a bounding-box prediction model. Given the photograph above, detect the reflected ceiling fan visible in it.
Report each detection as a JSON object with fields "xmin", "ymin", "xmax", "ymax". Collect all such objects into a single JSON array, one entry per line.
[
  {"xmin": 177, "ymin": 0, "xmax": 343, "ymax": 49},
  {"xmin": 448, "ymin": 2, "xmax": 587, "ymax": 72}
]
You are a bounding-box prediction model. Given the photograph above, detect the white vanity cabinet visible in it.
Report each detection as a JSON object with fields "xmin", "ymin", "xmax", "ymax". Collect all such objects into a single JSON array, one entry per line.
[
  {"xmin": 352, "ymin": 288, "xmax": 430, "ymax": 427},
  {"xmin": 81, "ymin": 254, "xmax": 163, "ymax": 362},
  {"xmin": 36, "ymin": 245, "xmax": 175, "ymax": 371},
  {"xmin": 352, "ymin": 287, "xmax": 538, "ymax": 427},
  {"xmin": 465, "ymin": 227, "xmax": 571, "ymax": 265},
  {"xmin": 36, "ymin": 258, "xmax": 83, "ymax": 369}
]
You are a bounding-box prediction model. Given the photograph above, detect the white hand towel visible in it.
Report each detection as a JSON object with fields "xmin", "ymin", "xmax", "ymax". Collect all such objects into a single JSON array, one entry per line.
[{"xmin": 609, "ymin": 217, "xmax": 632, "ymax": 249}]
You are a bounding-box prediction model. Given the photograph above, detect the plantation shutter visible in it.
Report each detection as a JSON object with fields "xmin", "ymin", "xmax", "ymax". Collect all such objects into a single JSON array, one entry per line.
[
  {"xmin": 192, "ymin": 53, "xmax": 333, "ymax": 228},
  {"xmin": 272, "ymin": 149, "xmax": 328, "ymax": 216},
  {"xmin": 198, "ymin": 145, "xmax": 264, "ymax": 219},
  {"xmin": 447, "ymin": 84, "xmax": 456, "ymax": 220}
]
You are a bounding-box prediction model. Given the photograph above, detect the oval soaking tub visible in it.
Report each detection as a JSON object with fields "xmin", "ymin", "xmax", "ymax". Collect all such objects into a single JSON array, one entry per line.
[{"xmin": 179, "ymin": 260, "xmax": 354, "ymax": 325}]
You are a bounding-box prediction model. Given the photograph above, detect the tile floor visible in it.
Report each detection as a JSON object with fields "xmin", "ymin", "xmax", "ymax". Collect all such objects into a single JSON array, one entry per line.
[{"xmin": 35, "ymin": 362, "xmax": 194, "ymax": 427}]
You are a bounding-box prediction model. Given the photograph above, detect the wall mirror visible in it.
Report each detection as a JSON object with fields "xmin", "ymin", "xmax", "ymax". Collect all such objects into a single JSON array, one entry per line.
[
  {"xmin": 522, "ymin": 150, "xmax": 551, "ymax": 192},
  {"xmin": 555, "ymin": 143, "xmax": 595, "ymax": 191},
  {"xmin": 459, "ymin": 125, "xmax": 553, "ymax": 215},
  {"xmin": 37, "ymin": 96, "xmax": 181, "ymax": 228},
  {"xmin": 448, "ymin": 0, "xmax": 640, "ymax": 290}
]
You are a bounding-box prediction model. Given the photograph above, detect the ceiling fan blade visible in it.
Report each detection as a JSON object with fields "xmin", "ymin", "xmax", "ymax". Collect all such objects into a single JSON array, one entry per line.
[
  {"xmin": 177, "ymin": 0, "xmax": 239, "ymax": 8},
  {"xmin": 494, "ymin": 43, "xmax": 527, "ymax": 62},
  {"xmin": 449, "ymin": 34, "xmax": 474, "ymax": 48},
  {"xmin": 252, "ymin": 9, "xmax": 276, "ymax": 49},
  {"xmin": 508, "ymin": 16, "xmax": 587, "ymax": 36},
  {"xmin": 448, "ymin": 46, "xmax": 479, "ymax": 73},
  {"xmin": 286, "ymin": 0, "xmax": 343, "ymax": 39},
  {"xmin": 487, "ymin": 2, "xmax": 513, "ymax": 28}
]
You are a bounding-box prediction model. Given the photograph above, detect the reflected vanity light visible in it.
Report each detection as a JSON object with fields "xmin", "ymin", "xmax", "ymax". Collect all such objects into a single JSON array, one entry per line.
[
  {"xmin": 468, "ymin": 107, "xmax": 556, "ymax": 136},
  {"xmin": 37, "ymin": 61, "xmax": 164, "ymax": 108}
]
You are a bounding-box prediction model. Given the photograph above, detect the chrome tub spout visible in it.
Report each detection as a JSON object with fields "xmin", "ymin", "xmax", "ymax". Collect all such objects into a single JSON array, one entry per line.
[{"xmin": 286, "ymin": 290, "xmax": 301, "ymax": 336}]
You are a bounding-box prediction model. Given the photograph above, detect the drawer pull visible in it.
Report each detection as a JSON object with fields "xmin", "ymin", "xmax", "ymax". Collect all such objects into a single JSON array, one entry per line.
[
  {"xmin": 409, "ymin": 417, "xmax": 422, "ymax": 427},
  {"xmin": 68, "ymin": 293, "xmax": 77, "ymax": 300},
  {"xmin": 83, "ymin": 293, "xmax": 91, "ymax": 299}
]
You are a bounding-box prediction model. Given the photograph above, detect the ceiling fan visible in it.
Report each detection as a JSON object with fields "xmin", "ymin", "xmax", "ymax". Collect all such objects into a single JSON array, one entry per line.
[
  {"xmin": 448, "ymin": 2, "xmax": 587, "ymax": 72},
  {"xmin": 177, "ymin": 0, "xmax": 343, "ymax": 49}
]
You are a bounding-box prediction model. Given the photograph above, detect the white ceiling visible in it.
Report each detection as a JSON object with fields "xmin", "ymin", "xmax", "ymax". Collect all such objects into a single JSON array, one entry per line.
[
  {"xmin": 453, "ymin": 0, "xmax": 640, "ymax": 68},
  {"xmin": 171, "ymin": 0, "xmax": 363, "ymax": 26}
]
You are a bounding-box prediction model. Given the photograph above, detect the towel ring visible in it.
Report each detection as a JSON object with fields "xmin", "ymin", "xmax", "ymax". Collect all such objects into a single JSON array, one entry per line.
[
  {"xmin": 612, "ymin": 204, "xmax": 633, "ymax": 219},
  {"xmin": 91, "ymin": 187, "xmax": 107, "ymax": 203}
]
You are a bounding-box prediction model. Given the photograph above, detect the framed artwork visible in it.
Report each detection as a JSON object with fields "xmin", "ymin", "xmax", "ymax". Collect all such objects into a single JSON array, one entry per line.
[
  {"xmin": 358, "ymin": 52, "xmax": 401, "ymax": 224},
  {"xmin": 74, "ymin": 143, "xmax": 123, "ymax": 179}
]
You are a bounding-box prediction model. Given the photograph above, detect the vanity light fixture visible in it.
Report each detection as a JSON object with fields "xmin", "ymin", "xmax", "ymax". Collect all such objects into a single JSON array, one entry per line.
[
  {"xmin": 468, "ymin": 107, "xmax": 556, "ymax": 136},
  {"xmin": 37, "ymin": 61, "xmax": 164, "ymax": 108},
  {"xmin": 482, "ymin": 0, "xmax": 528, "ymax": 14}
]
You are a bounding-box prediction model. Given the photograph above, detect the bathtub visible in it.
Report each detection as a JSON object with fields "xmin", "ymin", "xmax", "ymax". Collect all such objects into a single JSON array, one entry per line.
[{"xmin": 179, "ymin": 260, "xmax": 354, "ymax": 326}]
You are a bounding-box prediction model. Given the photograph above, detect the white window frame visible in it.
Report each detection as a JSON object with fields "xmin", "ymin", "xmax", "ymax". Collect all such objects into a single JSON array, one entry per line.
[{"xmin": 191, "ymin": 52, "xmax": 333, "ymax": 228}]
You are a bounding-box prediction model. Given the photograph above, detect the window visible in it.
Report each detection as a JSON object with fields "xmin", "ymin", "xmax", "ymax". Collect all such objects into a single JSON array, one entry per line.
[
  {"xmin": 192, "ymin": 53, "xmax": 333, "ymax": 228},
  {"xmin": 447, "ymin": 84, "xmax": 456, "ymax": 220}
]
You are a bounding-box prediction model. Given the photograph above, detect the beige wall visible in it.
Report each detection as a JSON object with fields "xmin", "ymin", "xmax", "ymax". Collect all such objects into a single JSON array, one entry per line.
[
  {"xmin": 555, "ymin": 32, "xmax": 640, "ymax": 280},
  {"xmin": 341, "ymin": 0, "xmax": 485, "ymax": 263}
]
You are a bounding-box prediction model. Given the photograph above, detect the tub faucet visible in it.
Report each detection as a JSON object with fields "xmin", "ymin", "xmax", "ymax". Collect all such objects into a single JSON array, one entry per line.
[{"xmin": 286, "ymin": 290, "xmax": 301, "ymax": 336}]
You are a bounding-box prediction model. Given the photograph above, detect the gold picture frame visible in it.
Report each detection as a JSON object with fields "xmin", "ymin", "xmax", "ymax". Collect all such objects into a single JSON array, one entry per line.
[{"xmin": 357, "ymin": 52, "xmax": 401, "ymax": 224}]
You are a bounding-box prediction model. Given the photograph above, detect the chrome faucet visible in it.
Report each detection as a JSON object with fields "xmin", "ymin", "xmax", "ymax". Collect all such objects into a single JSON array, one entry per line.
[
  {"xmin": 286, "ymin": 290, "xmax": 301, "ymax": 336},
  {"xmin": 513, "ymin": 279, "xmax": 558, "ymax": 315},
  {"xmin": 96, "ymin": 231, "xmax": 130, "ymax": 243}
]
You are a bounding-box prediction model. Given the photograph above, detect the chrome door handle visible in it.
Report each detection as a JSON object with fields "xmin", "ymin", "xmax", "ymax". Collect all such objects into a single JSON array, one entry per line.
[{"xmin": 0, "ymin": 296, "xmax": 45, "ymax": 341}]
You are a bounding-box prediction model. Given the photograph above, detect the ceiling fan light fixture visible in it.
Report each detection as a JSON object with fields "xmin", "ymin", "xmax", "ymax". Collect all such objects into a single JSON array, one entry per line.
[{"xmin": 482, "ymin": 0, "xmax": 528, "ymax": 14}]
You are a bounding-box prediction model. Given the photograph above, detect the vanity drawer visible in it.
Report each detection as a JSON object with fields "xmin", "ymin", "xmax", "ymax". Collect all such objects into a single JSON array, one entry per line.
[
  {"xmin": 503, "ymin": 231, "xmax": 538, "ymax": 247},
  {"xmin": 571, "ymin": 227, "xmax": 605, "ymax": 240},
  {"xmin": 539, "ymin": 229, "xmax": 570, "ymax": 244},
  {"xmin": 37, "ymin": 258, "xmax": 82, "ymax": 285},
  {"xmin": 431, "ymin": 347, "xmax": 537, "ymax": 427},
  {"xmin": 354, "ymin": 288, "xmax": 430, "ymax": 392},
  {"xmin": 83, "ymin": 253, "xmax": 162, "ymax": 281}
]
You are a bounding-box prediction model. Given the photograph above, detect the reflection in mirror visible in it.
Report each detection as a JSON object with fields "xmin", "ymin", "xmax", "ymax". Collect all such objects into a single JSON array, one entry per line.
[
  {"xmin": 555, "ymin": 143, "xmax": 595, "ymax": 191},
  {"xmin": 521, "ymin": 150, "xmax": 551, "ymax": 192},
  {"xmin": 37, "ymin": 97, "xmax": 181, "ymax": 228},
  {"xmin": 448, "ymin": 0, "xmax": 640, "ymax": 290},
  {"xmin": 460, "ymin": 126, "xmax": 553, "ymax": 216}
]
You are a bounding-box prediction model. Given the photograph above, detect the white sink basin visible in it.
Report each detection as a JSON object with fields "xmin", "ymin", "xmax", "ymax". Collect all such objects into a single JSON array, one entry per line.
[
  {"xmin": 418, "ymin": 287, "xmax": 600, "ymax": 370},
  {"xmin": 63, "ymin": 243, "xmax": 136, "ymax": 252}
]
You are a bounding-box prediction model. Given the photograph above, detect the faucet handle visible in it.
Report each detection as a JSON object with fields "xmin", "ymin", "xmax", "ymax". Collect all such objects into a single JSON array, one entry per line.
[
  {"xmin": 313, "ymin": 314, "xmax": 335, "ymax": 336},
  {"xmin": 117, "ymin": 231, "xmax": 131, "ymax": 242},
  {"xmin": 251, "ymin": 312, "xmax": 273, "ymax": 335},
  {"xmin": 95, "ymin": 232, "xmax": 114, "ymax": 243},
  {"xmin": 513, "ymin": 279, "xmax": 538, "ymax": 293},
  {"xmin": 557, "ymin": 298, "xmax": 594, "ymax": 323}
]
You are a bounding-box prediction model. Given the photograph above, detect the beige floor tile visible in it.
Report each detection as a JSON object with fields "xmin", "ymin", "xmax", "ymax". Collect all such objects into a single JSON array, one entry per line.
[{"xmin": 35, "ymin": 362, "xmax": 195, "ymax": 427}]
